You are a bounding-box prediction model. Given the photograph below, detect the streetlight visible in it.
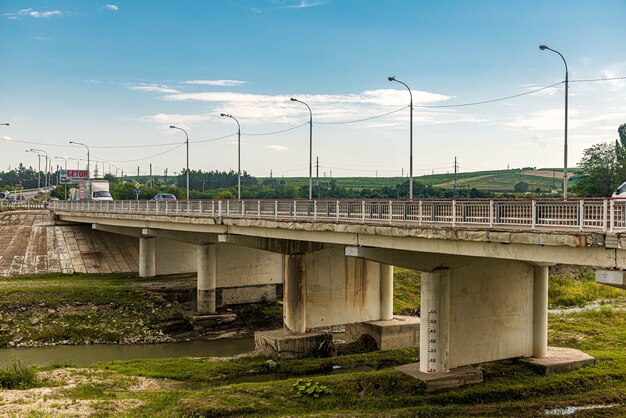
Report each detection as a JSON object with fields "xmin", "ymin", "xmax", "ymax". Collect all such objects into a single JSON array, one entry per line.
[
  {"xmin": 539, "ymin": 44, "xmax": 569, "ymax": 199},
  {"xmin": 169, "ymin": 125, "xmax": 190, "ymax": 200},
  {"xmin": 26, "ymin": 150, "xmax": 42, "ymax": 190},
  {"xmin": 69, "ymin": 141, "xmax": 90, "ymax": 179},
  {"xmin": 388, "ymin": 76, "xmax": 414, "ymax": 199},
  {"xmin": 290, "ymin": 98, "xmax": 313, "ymax": 200},
  {"xmin": 55, "ymin": 156, "xmax": 68, "ymax": 200},
  {"xmin": 30, "ymin": 148, "xmax": 49, "ymax": 188},
  {"xmin": 220, "ymin": 113, "xmax": 242, "ymax": 200},
  {"xmin": 68, "ymin": 157, "xmax": 80, "ymax": 169},
  {"xmin": 0, "ymin": 123, "xmax": 8, "ymax": 126}
]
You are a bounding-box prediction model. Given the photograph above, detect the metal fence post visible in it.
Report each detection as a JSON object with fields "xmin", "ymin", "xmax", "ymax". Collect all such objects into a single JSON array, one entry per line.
[
  {"xmin": 314, "ymin": 201, "xmax": 318, "ymax": 221},
  {"xmin": 579, "ymin": 200, "xmax": 584, "ymax": 232},
  {"xmin": 603, "ymin": 199, "xmax": 608, "ymax": 232},
  {"xmin": 362, "ymin": 201, "xmax": 365, "ymax": 223},
  {"xmin": 258, "ymin": 200, "xmax": 261, "ymax": 219},
  {"xmin": 336, "ymin": 201, "xmax": 340, "ymax": 222},
  {"xmin": 418, "ymin": 201, "xmax": 423, "ymax": 226},
  {"xmin": 389, "ymin": 201, "xmax": 392, "ymax": 224},
  {"xmin": 293, "ymin": 201, "xmax": 297, "ymax": 220},
  {"xmin": 489, "ymin": 200, "xmax": 494, "ymax": 228},
  {"xmin": 610, "ymin": 199, "xmax": 615, "ymax": 232},
  {"xmin": 531, "ymin": 200, "xmax": 536, "ymax": 230},
  {"xmin": 274, "ymin": 200, "xmax": 278, "ymax": 220},
  {"xmin": 452, "ymin": 200, "xmax": 456, "ymax": 227}
]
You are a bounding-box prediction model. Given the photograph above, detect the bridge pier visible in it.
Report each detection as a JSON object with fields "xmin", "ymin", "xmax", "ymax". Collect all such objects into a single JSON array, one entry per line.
[
  {"xmin": 420, "ymin": 268, "xmax": 451, "ymax": 373},
  {"xmin": 533, "ymin": 265, "xmax": 549, "ymax": 358},
  {"xmin": 197, "ymin": 244, "xmax": 217, "ymax": 314},
  {"xmin": 139, "ymin": 237, "xmax": 156, "ymax": 278},
  {"xmin": 380, "ymin": 264, "xmax": 394, "ymax": 320}
]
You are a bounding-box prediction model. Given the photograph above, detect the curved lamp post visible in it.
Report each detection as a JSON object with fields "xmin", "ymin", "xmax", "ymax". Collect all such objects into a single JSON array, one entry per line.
[
  {"xmin": 30, "ymin": 148, "xmax": 49, "ymax": 188},
  {"xmin": 26, "ymin": 150, "xmax": 42, "ymax": 190},
  {"xmin": 290, "ymin": 98, "xmax": 313, "ymax": 200},
  {"xmin": 539, "ymin": 44, "xmax": 569, "ymax": 199},
  {"xmin": 169, "ymin": 125, "xmax": 190, "ymax": 200},
  {"xmin": 388, "ymin": 76, "xmax": 414, "ymax": 199},
  {"xmin": 69, "ymin": 141, "xmax": 90, "ymax": 179},
  {"xmin": 220, "ymin": 113, "xmax": 242, "ymax": 200},
  {"xmin": 0, "ymin": 123, "xmax": 9, "ymax": 126}
]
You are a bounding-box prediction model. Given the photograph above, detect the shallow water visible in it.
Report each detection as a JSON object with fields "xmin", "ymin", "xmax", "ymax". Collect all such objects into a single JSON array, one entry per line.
[{"xmin": 0, "ymin": 337, "xmax": 255, "ymax": 368}]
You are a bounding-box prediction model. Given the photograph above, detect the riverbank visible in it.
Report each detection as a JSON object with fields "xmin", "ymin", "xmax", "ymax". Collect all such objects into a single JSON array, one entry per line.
[
  {"xmin": 0, "ymin": 304, "xmax": 624, "ymax": 416},
  {"xmin": 0, "ymin": 273, "xmax": 282, "ymax": 348}
]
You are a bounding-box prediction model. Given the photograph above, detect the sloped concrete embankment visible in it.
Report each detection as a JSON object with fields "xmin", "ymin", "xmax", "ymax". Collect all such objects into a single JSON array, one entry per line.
[{"xmin": 0, "ymin": 210, "xmax": 138, "ymax": 277}]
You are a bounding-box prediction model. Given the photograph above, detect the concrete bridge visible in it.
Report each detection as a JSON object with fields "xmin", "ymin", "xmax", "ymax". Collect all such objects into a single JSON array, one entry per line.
[{"xmin": 49, "ymin": 198, "xmax": 626, "ymax": 382}]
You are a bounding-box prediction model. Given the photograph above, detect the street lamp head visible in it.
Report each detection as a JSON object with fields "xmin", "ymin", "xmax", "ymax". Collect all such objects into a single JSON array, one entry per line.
[
  {"xmin": 169, "ymin": 125, "xmax": 176, "ymax": 129},
  {"xmin": 539, "ymin": 44, "xmax": 549, "ymax": 50},
  {"xmin": 290, "ymin": 98, "xmax": 298, "ymax": 102},
  {"xmin": 388, "ymin": 76, "xmax": 396, "ymax": 81},
  {"xmin": 1, "ymin": 123, "xmax": 9, "ymax": 126},
  {"xmin": 220, "ymin": 113, "xmax": 230, "ymax": 117}
]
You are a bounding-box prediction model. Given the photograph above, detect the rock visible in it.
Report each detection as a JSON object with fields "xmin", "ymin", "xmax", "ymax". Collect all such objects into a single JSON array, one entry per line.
[
  {"xmin": 265, "ymin": 359, "xmax": 278, "ymax": 370},
  {"xmin": 30, "ymin": 318, "xmax": 40, "ymax": 325},
  {"xmin": 48, "ymin": 308, "xmax": 56, "ymax": 314}
]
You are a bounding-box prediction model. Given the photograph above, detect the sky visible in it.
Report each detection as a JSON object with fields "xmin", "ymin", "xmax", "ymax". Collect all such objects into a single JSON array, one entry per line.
[{"xmin": 1, "ymin": 0, "xmax": 625, "ymax": 180}]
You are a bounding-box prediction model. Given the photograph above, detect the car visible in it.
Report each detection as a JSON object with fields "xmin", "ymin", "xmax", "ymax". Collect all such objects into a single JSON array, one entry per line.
[
  {"xmin": 0, "ymin": 190, "xmax": 10, "ymax": 199},
  {"xmin": 4, "ymin": 195, "xmax": 17, "ymax": 201},
  {"xmin": 151, "ymin": 193, "xmax": 177, "ymax": 201},
  {"xmin": 46, "ymin": 197, "xmax": 59, "ymax": 201}
]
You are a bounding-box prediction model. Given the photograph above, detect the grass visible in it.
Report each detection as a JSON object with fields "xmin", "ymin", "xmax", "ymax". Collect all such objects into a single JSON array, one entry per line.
[
  {"xmin": 0, "ymin": 361, "xmax": 38, "ymax": 389},
  {"xmin": 549, "ymin": 270, "xmax": 625, "ymax": 308},
  {"xmin": 0, "ymin": 273, "xmax": 182, "ymax": 346},
  {"xmin": 393, "ymin": 268, "xmax": 420, "ymax": 315}
]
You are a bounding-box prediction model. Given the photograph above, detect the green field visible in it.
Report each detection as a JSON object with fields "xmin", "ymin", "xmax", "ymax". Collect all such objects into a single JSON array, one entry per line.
[{"xmin": 261, "ymin": 168, "xmax": 575, "ymax": 193}]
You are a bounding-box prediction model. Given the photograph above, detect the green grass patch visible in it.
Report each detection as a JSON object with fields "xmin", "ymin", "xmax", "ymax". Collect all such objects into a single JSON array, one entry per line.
[
  {"xmin": 549, "ymin": 306, "xmax": 626, "ymax": 351},
  {"xmin": 0, "ymin": 361, "xmax": 38, "ymax": 389},
  {"xmin": 549, "ymin": 270, "xmax": 625, "ymax": 308},
  {"xmin": 393, "ymin": 268, "xmax": 420, "ymax": 315}
]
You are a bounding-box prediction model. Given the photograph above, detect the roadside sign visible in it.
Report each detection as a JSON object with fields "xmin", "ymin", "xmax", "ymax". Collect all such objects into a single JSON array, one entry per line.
[
  {"xmin": 134, "ymin": 182, "xmax": 141, "ymax": 189},
  {"xmin": 60, "ymin": 170, "xmax": 89, "ymax": 184},
  {"xmin": 78, "ymin": 182, "xmax": 86, "ymax": 200},
  {"xmin": 133, "ymin": 188, "xmax": 142, "ymax": 195}
]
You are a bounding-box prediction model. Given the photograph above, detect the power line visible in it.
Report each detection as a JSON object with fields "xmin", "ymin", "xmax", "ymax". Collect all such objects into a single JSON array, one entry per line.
[
  {"xmin": 92, "ymin": 143, "xmax": 185, "ymax": 163},
  {"xmin": 314, "ymin": 105, "xmax": 408, "ymax": 125},
  {"xmin": 570, "ymin": 76, "xmax": 626, "ymax": 83},
  {"xmin": 242, "ymin": 122, "xmax": 309, "ymax": 136}
]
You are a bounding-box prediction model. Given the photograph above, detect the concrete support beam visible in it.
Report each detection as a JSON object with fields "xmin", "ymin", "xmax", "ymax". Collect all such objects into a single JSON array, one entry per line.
[
  {"xmin": 420, "ymin": 268, "xmax": 450, "ymax": 373},
  {"xmin": 197, "ymin": 244, "xmax": 217, "ymax": 314},
  {"xmin": 92, "ymin": 223, "xmax": 143, "ymax": 238},
  {"xmin": 346, "ymin": 246, "xmax": 474, "ymax": 272},
  {"xmin": 284, "ymin": 254, "xmax": 306, "ymax": 333},
  {"xmin": 142, "ymin": 228, "xmax": 218, "ymax": 245},
  {"xmin": 139, "ymin": 237, "xmax": 156, "ymax": 278},
  {"xmin": 380, "ymin": 264, "xmax": 394, "ymax": 321},
  {"xmin": 596, "ymin": 269, "xmax": 626, "ymax": 289},
  {"xmin": 533, "ymin": 265, "xmax": 549, "ymax": 358},
  {"xmin": 218, "ymin": 234, "xmax": 328, "ymax": 255}
]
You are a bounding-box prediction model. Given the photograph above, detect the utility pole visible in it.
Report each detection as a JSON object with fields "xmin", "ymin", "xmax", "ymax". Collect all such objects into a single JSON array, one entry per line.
[
  {"xmin": 137, "ymin": 166, "xmax": 139, "ymax": 178},
  {"xmin": 453, "ymin": 157, "xmax": 458, "ymax": 194}
]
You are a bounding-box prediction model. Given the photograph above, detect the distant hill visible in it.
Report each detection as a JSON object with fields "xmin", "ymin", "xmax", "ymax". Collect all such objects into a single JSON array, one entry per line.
[{"xmin": 260, "ymin": 168, "xmax": 580, "ymax": 193}]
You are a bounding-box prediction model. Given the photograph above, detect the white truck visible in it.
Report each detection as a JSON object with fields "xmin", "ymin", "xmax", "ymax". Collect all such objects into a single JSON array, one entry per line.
[{"xmin": 69, "ymin": 179, "xmax": 113, "ymax": 201}]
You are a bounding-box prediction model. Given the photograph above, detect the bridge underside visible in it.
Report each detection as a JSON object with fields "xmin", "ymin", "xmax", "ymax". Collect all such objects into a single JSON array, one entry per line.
[{"xmin": 52, "ymin": 211, "xmax": 615, "ymax": 374}]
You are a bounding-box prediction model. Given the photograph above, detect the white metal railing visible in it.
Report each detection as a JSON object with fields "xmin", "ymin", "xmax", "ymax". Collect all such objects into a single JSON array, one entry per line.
[
  {"xmin": 48, "ymin": 199, "xmax": 626, "ymax": 232},
  {"xmin": 0, "ymin": 200, "xmax": 47, "ymax": 210}
]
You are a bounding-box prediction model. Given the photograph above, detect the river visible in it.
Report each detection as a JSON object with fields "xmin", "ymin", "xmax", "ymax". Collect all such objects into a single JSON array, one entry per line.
[{"xmin": 0, "ymin": 337, "xmax": 255, "ymax": 368}]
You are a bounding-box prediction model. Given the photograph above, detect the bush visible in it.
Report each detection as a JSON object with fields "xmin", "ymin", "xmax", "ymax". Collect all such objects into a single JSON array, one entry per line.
[{"xmin": 0, "ymin": 361, "xmax": 38, "ymax": 389}]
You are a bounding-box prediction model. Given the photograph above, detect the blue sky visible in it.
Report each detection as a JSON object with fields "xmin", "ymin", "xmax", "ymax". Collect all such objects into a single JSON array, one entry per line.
[{"xmin": 1, "ymin": 0, "xmax": 625, "ymax": 179}]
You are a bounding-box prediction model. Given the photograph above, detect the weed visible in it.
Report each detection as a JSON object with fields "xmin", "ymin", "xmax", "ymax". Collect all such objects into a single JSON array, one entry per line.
[
  {"xmin": 292, "ymin": 379, "xmax": 333, "ymax": 398},
  {"xmin": 0, "ymin": 360, "xmax": 38, "ymax": 389}
]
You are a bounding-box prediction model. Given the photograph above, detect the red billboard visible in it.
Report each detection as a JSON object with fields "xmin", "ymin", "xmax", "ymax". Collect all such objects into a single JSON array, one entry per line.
[{"xmin": 60, "ymin": 169, "xmax": 89, "ymax": 183}]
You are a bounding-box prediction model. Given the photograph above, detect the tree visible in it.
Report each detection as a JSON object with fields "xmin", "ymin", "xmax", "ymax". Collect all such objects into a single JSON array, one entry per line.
[
  {"xmin": 514, "ymin": 181, "xmax": 529, "ymax": 193},
  {"xmin": 575, "ymin": 142, "xmax": 621, "ymax": 197}
]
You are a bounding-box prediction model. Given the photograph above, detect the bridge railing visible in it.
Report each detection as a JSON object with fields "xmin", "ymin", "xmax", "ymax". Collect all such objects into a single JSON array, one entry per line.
[
  {"xmin": 0, "ymin": 200, "xmax": 47, "ymax": 210},
  {"xmin": 49, "ymin": 198, "xmax": 626, "ymax": 232}
]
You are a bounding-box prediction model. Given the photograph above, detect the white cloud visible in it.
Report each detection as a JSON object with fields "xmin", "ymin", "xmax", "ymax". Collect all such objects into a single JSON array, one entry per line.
[
  {"xmin": 16, "ymin": 8, "xmax": 64, "ymax": 18},
  {"xmin": 2, "ymin": 136, "xmax": 13, "ymax": 141},
  {"xmin": 142, "ymin": 113, "xmax": 215, "ymax": 126},
  {"xmin": 267, "ymin": 145, "xmax": 288, "ymax": 151},
  {"xmin": 104, "ymin": 4, "xmax": 119, "ymax": 11},
  {"xmin": 184, "ymin": 80, "xmax": 247, "ymax": 87},
  {"xmin": 283, "ymin": 1, "xmax": 326, "ymax": 9},
  {"xmin": 128, "ymin": 83, "xmax": 180, "ymax": 94}
]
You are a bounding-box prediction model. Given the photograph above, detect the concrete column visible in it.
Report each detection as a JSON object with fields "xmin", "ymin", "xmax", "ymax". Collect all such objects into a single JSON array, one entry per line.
[
  {"xmin": 420, "ymin": 268, "xmax": 450, "ymax": 373},
  {"xmin": 197, "ymin": 244, "xmax": 217, "ymax": 314},
  {"xmin": 139, "ymin": 237, "xmax": 156, "ymax": 278},
  {"xmin": 380, "ymin": 264, "xmax": 394, "ymax": 320},
  {"xmin": 533, "ymin": 265, "xmax": 549, "ymax": 358},
  {"xmin": 284, "ymin": 254, "xmax": 306, "ymax": 333}
]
